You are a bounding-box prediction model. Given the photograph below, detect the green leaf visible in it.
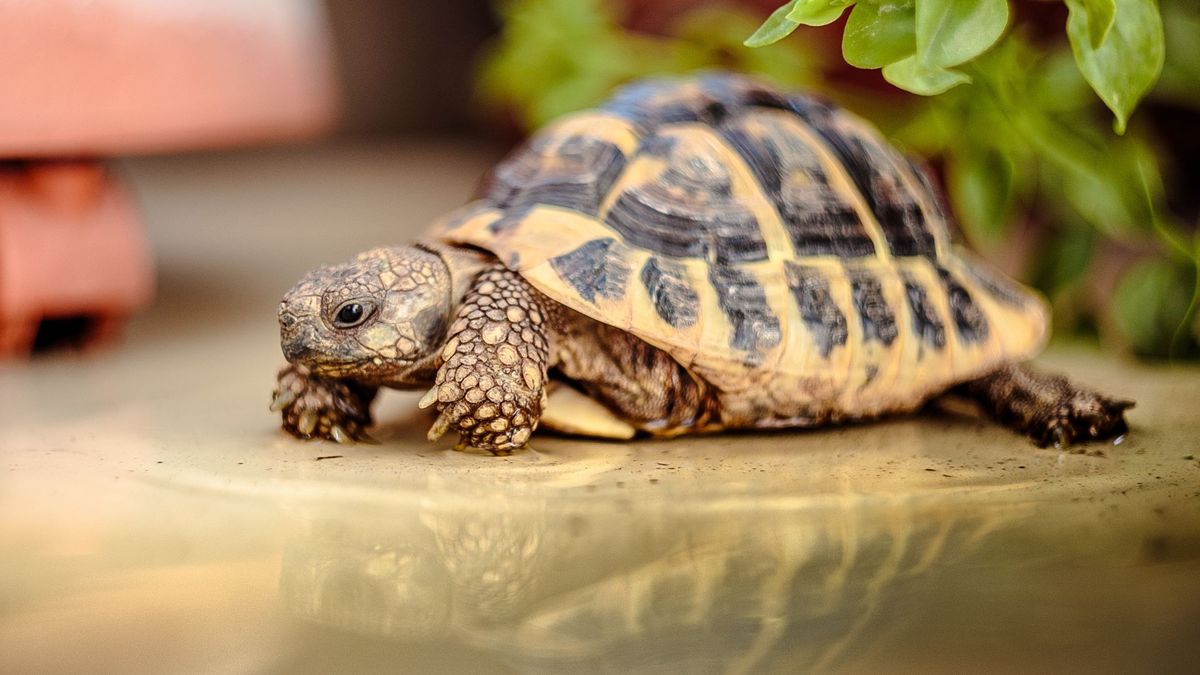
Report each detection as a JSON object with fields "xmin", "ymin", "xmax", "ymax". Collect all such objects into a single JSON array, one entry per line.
[
  {"xmin": 915, "ymin": 0, "xmax": 1009, "ymax": 69},
  {"xmin": 1155, "ymin": 1, "xmax": 1200, "ymax": 105},
  {"xmin": 1048, "ymin": 228, "xmax": 1096, "ymax": 291},
  {"xmin": 786, "ymin": 0, "xmax": 854, "ymax": 26},
  {"xmin": 745, "ymin": 1, "xmax": 803, "ymax": 47},
  {"xmin": 843, "ymin": 1, "xmax": 916, "ymax": 69},
  {"xmin": 1133, "ymin": 139, "xmax": 1195, "ymax": 261},
  {"xmin": 1113, "ymin": 258, "xmax": 1195, "ymax": 357},
  {"xmin": 1030, "ymin": 48, "xmax": 1093, "ymax": 112},
  {"xmin": 1076, "ymin": 0, "xmax": 1117, "ymax": 48},
  {"xmin": 671, "ymin": 7, "xmax": 823, "ymax": 88},
  {"xmin": 883, "ymin": 55, "xmax": 971, "ymax": 94},
  {"xmin": 746, "ymin": 0, "xmax": 853, "ymax": 47},
  {"xmin": 1065, "ymin": 0, "xmax": 1165, "ymax": 134},
  {"xmin": 947, "ymin": 147, "xmax": 1013, "ymax": 246}
]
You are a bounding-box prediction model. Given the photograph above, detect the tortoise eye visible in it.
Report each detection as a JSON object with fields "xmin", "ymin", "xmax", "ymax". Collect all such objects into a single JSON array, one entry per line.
[{"xmin": 333, "ymin": 301, "xmax": 372, "ymax": 328}]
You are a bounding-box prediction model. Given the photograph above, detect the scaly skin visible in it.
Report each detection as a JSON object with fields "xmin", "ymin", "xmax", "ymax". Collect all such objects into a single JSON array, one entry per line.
[
  {"xmin": 419, "ymin": 265, "xmax": 554, "ymax": 454},
  {"xmin": 272, "ymin": 363, "xmax": 377, "ymax": 443},
  {"xmin": 954, "ymin": 363, "xmax": 1134, "ymax": 449}
]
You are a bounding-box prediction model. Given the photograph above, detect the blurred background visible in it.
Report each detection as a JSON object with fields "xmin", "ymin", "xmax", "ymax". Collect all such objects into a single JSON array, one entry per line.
[
  {"xmin": 1, "ymin": 0, "xmax": 1196, "ymax": 361},
  {"xmin": 3, "ymin": 4, "xmax": 1199, "ymax": 674}
]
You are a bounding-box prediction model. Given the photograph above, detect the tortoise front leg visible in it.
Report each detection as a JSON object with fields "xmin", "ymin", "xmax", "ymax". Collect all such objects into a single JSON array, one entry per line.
[
  {"xmin": 420, "ymin": 265, "xmax": 553, "ymax": 454},
  {"xmin": 272, "ymin": 363, "xmax": 378, "ymax": 443}
]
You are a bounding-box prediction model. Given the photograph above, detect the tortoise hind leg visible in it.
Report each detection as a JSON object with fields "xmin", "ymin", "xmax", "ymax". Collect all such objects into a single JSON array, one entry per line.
[
  {"xmin": 555, "ymin": 318, "xmax": 720, "ymax": 437},
  {"xmin": 951, "ymin": 363, "xmax": 1134, "ymax": 447}
]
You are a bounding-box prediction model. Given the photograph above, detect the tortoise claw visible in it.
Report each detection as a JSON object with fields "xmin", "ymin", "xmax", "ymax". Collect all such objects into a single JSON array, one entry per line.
[
  {"xmin": 270, "ymin": 387, "xmax": 299, "ymax": 412},
  {"xmin": 297, "ymin": 410, "xmax": 318, "ymax": 436},
  {"xmin": 1051, "ymin": 424, "xmax": 1070, "ymax": 450},
  {"xmin": 427, "ymin": 412, "xmax": 452, "ymax": 442},
  {"xmin": 418, "ymin": 387, "xmax": 438, "ymax": 410},
  {"xmin": 330, "ymin": 424, "xmax": 350, "ymax": 444}
]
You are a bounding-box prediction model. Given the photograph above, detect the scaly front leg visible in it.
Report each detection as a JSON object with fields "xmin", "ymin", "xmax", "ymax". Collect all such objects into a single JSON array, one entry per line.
[
  {"xmin": 420, "ymin": 265, "xmax": 553, "ymax": 454},
  {"xmin": 272, "ymin": 364, "xmax": 378, "ymax": 443}
]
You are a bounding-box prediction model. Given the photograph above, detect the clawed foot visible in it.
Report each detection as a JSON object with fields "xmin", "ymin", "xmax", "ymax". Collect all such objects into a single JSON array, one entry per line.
[
  {"xmin": 1031, "ymin": 395, "xmax": 1135, "ymax": 449},
  {"xmin": 271, "ymin": 364, "xmax": 378, "ymax": 443},
  {"xmin": 418, "ymin": 342, "xmax": 546, "ymax": 454},
  {"xmin": 957, "ymin": 364, "xmax": 1135, "ymax": 449}
]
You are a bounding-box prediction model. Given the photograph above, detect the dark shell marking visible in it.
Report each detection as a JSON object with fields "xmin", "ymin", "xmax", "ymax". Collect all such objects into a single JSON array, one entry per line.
[
  {"xmin": 784, "ymin": 103, "xmax": 936, "ymax": 258},
  {"xmin": 785, "ymin": 263, "xmax": 849, "ymax": 358},
  {"xmin": 905, "ymin": 155, "xmax": 953, "ymax": 236},
  {"xmin": 641, "ymin": 256, "xmax": 700, "ymax": 328},
  {"xmin": 708, "ymin": 265, "xmax": 781, "ymax": 356},
  {"xmin": 848, "ymin": 269, "xmax": 898, "ymax": 346},
  {"xmin": 486, "ymin": 133, "xmax": 627, "ymax": 218},
  {"xmin": 549, "ymin": 238, "xmax": 630, "ymax": 303},
  {"xmin": 902, "ymin": 274, "xmax": 947, "ymax": 350},
  {"xmin": 937, "ymin": 267, "xmax": 989, "ymax": 344},
  {"xmin": 721, "ymin": 115, "xmax": 877, "ymax": 258},
  {"xmin": 598, "ymin": 75, "xmax": 941, "ymax": 260},
  {"xmin": 604, "ymin": 136, "xmax": 766, "ymax": 263}
]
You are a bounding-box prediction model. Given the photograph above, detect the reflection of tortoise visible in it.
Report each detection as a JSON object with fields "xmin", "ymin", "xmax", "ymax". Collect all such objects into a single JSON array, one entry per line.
[{"xmin": 273, "ymin": 73, "xmax": 1132, "ymax": 454}]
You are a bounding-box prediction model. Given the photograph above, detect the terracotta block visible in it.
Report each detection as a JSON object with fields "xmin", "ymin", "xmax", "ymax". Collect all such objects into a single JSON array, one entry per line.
[
  {"xmin": 0, "ymin": 0, "xmax": 338, "ymax": 355},
  {"xmin": 0, "ymin": 162, "xmax": 153, "ymax": 356},
  {"xmin": 0, "ymin": 0, "xmax": 338, "ymax": 156}
]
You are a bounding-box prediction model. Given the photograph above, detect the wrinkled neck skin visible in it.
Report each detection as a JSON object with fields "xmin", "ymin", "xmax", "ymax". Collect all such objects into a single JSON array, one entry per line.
[{"xmin": 377, "ymin": 242, "xmax": 491, "ymax": 389}]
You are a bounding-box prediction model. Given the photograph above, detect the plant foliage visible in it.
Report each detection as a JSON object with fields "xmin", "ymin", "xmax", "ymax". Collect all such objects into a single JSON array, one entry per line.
[
  {"xmin": 747, "ymin": 0, "xmax": 1164, "ymax": 134},
  {"xmin": 480, "ymin": 0, "xmax": 1198, "ymax": 358},
  {"xmin": 480, "ymin": 0, "xmax": 820, "ymax": 129}
]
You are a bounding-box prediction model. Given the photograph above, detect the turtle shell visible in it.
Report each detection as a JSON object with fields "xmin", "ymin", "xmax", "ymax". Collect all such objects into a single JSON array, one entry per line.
[{"xmin": 430, "ymin": 74, "xmax": 1048, "ymax": 416}]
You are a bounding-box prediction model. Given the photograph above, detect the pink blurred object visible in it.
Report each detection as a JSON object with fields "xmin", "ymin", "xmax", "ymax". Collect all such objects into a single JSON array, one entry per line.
[
  {"xmin": 0, "ymin": 162, "xmax": 152, "ymax": 356},
  {"xmin": 0, "ymin": 0, "xmax": 338, "ymax": 156},
  {"xmin": 0, "ymin": 0, "xmax": 338, "ymax": 356}
]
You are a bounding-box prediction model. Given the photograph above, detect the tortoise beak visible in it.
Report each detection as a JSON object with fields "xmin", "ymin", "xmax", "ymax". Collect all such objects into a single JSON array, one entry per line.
[
  {"xmin": 279, "ymin": 297, "xmax": 321, "ymax": 364},
  {"xmin": 278, "ymin": 289, "xmax": 324, "ymax": 364},
  {"xmin": 280, "ymin": 320, "xmax": 320, "ymax": 364}
]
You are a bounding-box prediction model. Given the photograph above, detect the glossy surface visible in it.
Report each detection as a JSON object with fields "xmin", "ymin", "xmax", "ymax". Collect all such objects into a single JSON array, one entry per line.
[{"xmin": 2, "ymin": 143, "xmax": 1199, "ymax": 673}]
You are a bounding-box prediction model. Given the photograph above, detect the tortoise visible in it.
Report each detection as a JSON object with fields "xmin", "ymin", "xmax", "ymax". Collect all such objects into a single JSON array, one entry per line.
[{"xmin": 272, "ymin": 73, "xmax": 1133, "ymax": 454}]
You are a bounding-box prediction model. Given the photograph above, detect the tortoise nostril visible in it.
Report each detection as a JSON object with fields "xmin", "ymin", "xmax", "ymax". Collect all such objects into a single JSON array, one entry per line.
[{"xmin": 280, "ymin": 312, "xmax": 298, "ymax": 329}]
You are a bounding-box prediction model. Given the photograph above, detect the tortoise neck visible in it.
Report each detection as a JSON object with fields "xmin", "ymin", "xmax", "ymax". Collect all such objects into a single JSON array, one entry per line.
[{"xmin": 417, "ymin": 241, "xmax": 493, "ymax": 312}]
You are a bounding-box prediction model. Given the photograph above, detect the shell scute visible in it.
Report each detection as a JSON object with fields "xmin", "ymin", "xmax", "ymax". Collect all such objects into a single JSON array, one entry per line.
[
  {"xmin": 708, "ymin": 264, "xmax": 782, "ymax": 357},
  {"xmin": 848, "ymin": 268, "xmax": 899, "ymax": 347},
  {"xmin": 640, "ymin": 256, "xmax": 700, "ymax": 329},
  {"xmin": 901, "ymin": 273, "xmax": 948, "ymax": 352},
  {"xmin": 936, "ymin": 266, "xmax": 990, "ymax": 345},
  {"xmin": 601, "ymin": 130, "xmax": 768, "ymax": 264},
  {"xmin": 784, "ymin": 262, "xmax": 849, "ymax": 359},
  {"xmin": 720, "ymin": 111, "xmax": 879, "ymax": 259},
  {"xmin": 548, "ymin": 238, "xmax": 630, "ymax": 304}
]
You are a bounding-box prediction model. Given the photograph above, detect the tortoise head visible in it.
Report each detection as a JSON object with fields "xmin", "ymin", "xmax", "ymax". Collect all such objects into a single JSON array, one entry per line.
[{"xmin": 278, "ymin": 246, "xmax": 451, "ymax": 384}]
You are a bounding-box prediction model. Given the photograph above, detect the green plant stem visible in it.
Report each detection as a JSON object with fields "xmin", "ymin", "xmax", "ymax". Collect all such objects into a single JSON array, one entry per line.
[
  {"xmin": 1172, "ymin": 234, "xmax": 1200, "ymax": 358},
  {"xmin": 1136, "ymin": 156, "xmax": 1197, "ymax": 264}
]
